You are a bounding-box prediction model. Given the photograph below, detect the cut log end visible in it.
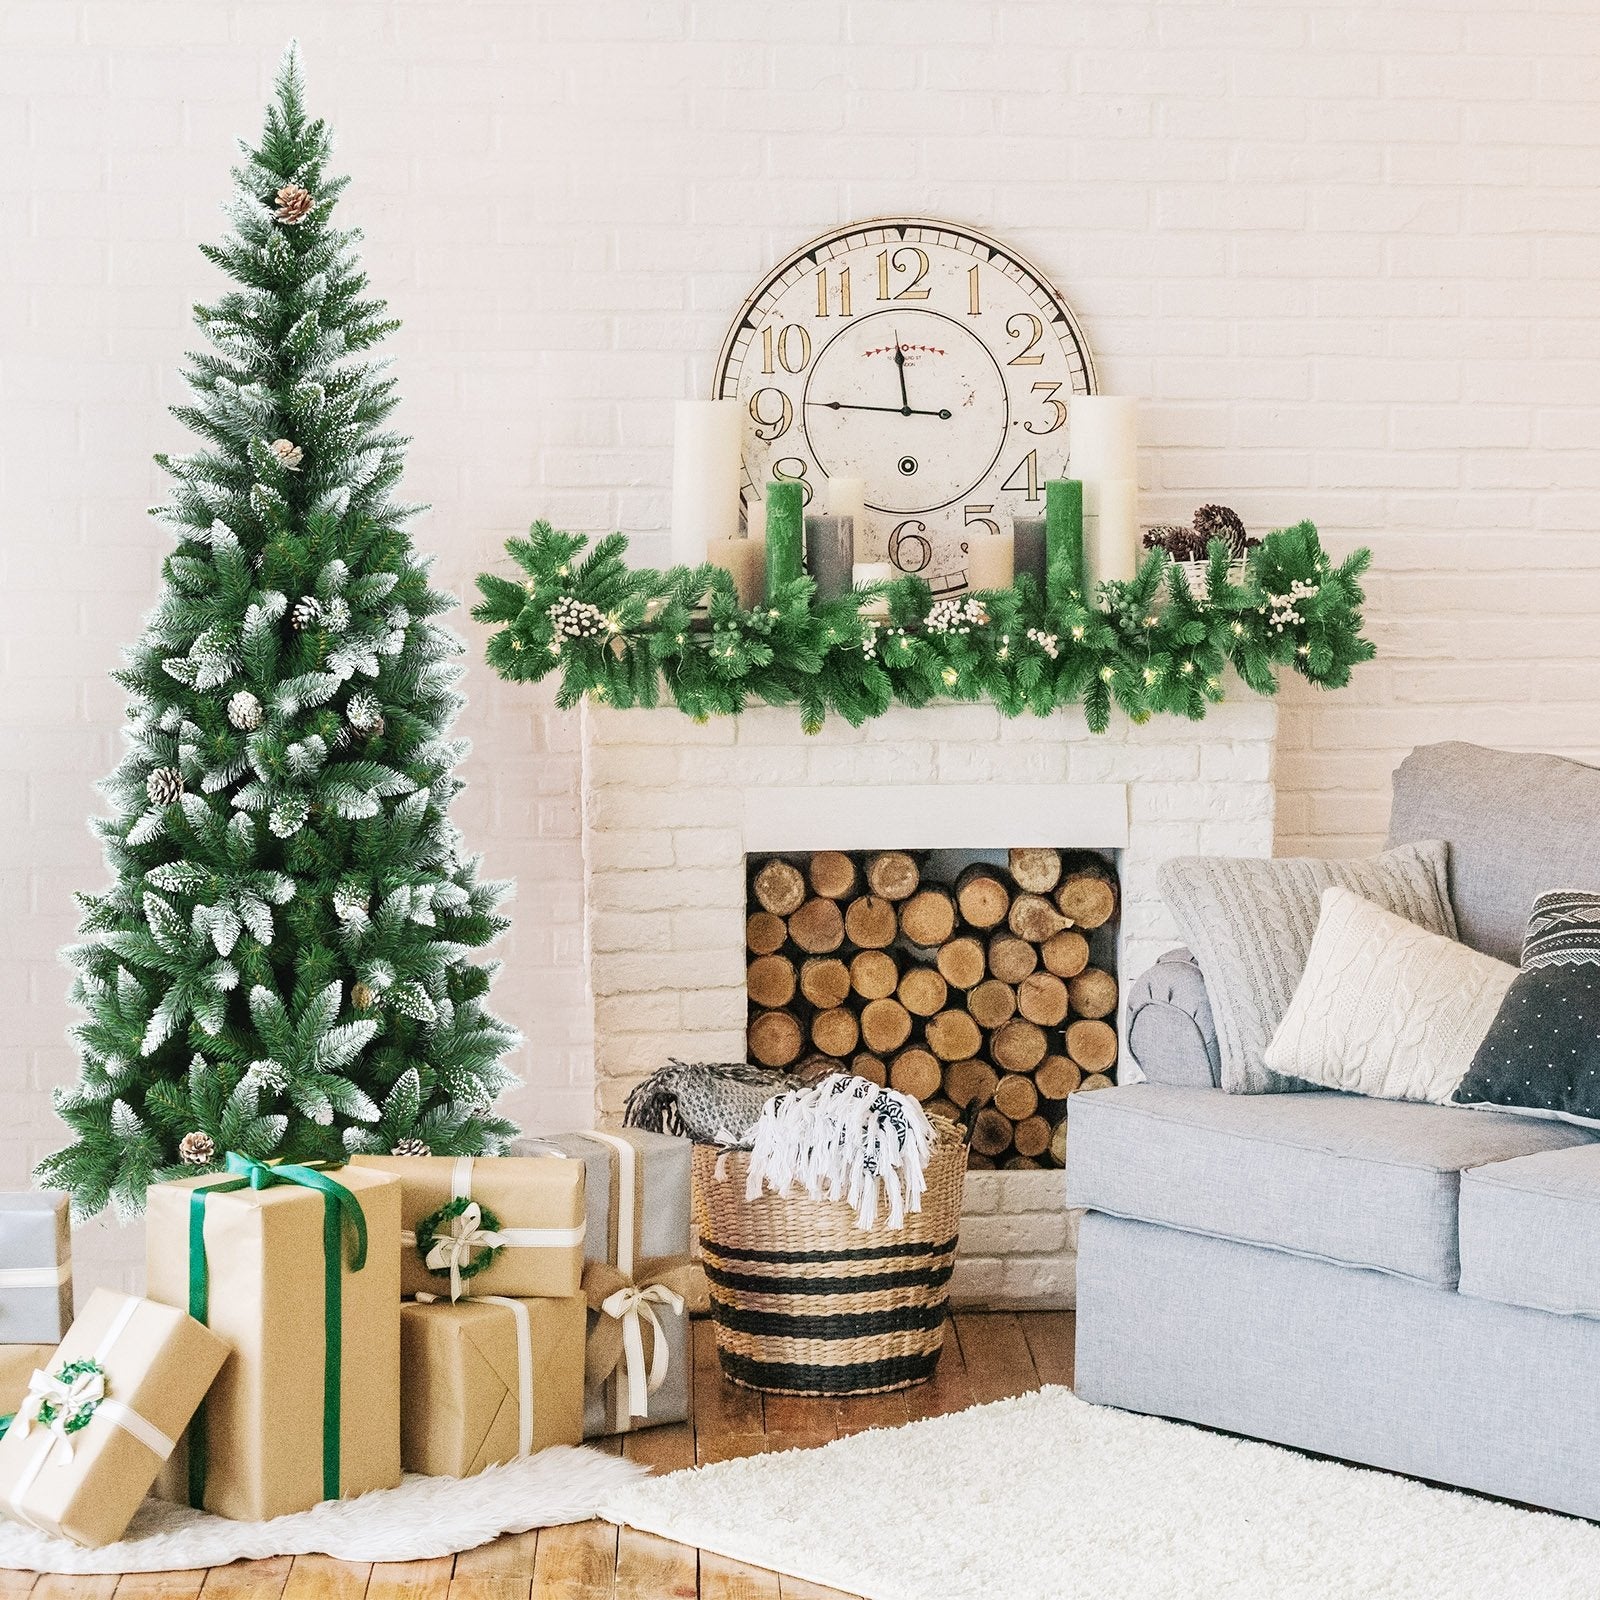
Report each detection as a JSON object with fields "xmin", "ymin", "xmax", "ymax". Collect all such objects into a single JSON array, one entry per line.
[
  {"xmin": 899, "ymin": 888, "xmax": 957, "ymax": 948},
  {"xmin": 860, "ymin": 996, "xmax": 913, "ymax": 1055},
  {"xmin": 850, "ymin": 949, "xmax": 900, "ymax": 1000},
  {"xmin": 1009, "ymin": 892, "xmax": 1069, "ymax": 944},
  {"xmin": 799, "ymin": 956, "xmax": 851, "ymax": 1010},
  {"xmin": 943, "ymin": 1056, "xmax": 999, "ymax": 1110},
  {"xmin": 748, "ymin": 1009, "xmax": 803, "ymax": 1068},
  {"xmin": 1008, "ymin": 847, "xmax": 1063, "ymax": 895},
  {"xmin": 789, "ymin": 896, "xmax": 846, "ymax": 955},
  {"xmin": 1056, "ymin": 870, "xmax": 1117, "ymax": 930},
  {"xmin": 1066, "ymin": 1018, "xmax": 1118, "ymax": 1074},
  {"xmin": 865, "ymin": 851, "xmax": 920, "ymax": 902},
  {"xmin": 889, "ymin": 1047, "xmax": 942, "ymax": 1102},
  {"xmin": 746, "ymin": 953, "xmax": 798, "ymax": 1009},
  {"xmin": 970, "ymin": 1108, "xmax": 1015, "ymax": 1158},
  {"xmin": 1017, "ymin": 971, "xmax": 1069, "ymax": 1027},
  {"xmin": 752, "ymin": 858, "xmax": 806, "ymax": 917},
  {"xmin": 811, "ymin": 1006, "xmax": 861, "ymax": 1059},
  {"xmin": 955, "ymin": 866, "xmax": 1011, "ymax": 930},
  {"xmin": 808, "ymin": 850, "xmax": 858, "ymax": 901},
  {"xmin": 1041, "ymin": 930, "xmax": 1090, "ymax": 979},
  {"xmin": 844, "ymin": 894, "xmax": 898, "ymax": 950},
  {"xmin": 746, "ymin": 911, "xmax": 788, "ymax": 956},
  {"xmin": 897, "ymin": 965, "xmax": 949, "ymax": 1018},
  {"xmin": 926, "ymin": 1007, "xmax": 983, "ymax": 1063},
  {"xmin": 937, "ymin": 936, "xmax": 987, "ymax": 991},
  {"xmin": 991, "ymin": 1017, "xmax": 1048, "ymax": 1074},
  {"xmin": 1067, "ymin": 967, "xmax": 1118, "ymax": 1021}
]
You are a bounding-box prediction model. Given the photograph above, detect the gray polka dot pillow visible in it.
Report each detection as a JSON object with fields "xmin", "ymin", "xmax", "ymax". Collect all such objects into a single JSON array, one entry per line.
[{"xmin": 1454, "ymin": 891, "xmax": 1600, "ymax": 1128}]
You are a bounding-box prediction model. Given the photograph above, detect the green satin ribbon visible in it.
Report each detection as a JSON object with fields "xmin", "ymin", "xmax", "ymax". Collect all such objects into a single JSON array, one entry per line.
[
  {"xmin": 185, "ymin": 1153, "xmax": 369, "ymax": 1509},
  {"xmin": 0, "ymin": 1414, "xmax": 11, "ymax": 1440}
]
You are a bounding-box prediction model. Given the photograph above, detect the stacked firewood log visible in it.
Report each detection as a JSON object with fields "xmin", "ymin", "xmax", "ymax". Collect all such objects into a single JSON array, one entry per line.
[{"xmin": 745, "ymin": 847, "xmax": 1118, "ymax": 1169}]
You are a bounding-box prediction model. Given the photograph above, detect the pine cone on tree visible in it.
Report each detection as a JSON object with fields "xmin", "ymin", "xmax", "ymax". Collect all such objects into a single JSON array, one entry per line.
[
  {"xmin": 178, "ymin": 1130, "xmax": 217, "ymax": 1166},
  {"xmin": 1192, "ymin": 503, "xmax": 1249, "ymax": 557},
  {"xmin": 347, "ymin": 692, "xmax": 384, "ymax": 736},
  {"xmin": 270, "ymin": 438, "xmax": 303, "ymax": 471},
  {"xmin": 351, "ymin": 981, "xmax": 377, "ymax": 1011},
  {"xmin": 390, "ymin": 1137, "xmax": 432, "ymax": 1158},
  {"xmin": 227, "ymin": 690, "xmax": 263, "ymax": 731},
  {"xmin": 291, "ymin": 595, "xmax": 323, "ymax": 631},
  {"xmin": 273, "ymin": 184, "xmax": 314, "ymax": 225},
  {"xmin": 145, "ymin": 767, "xmax": 184, "ymax": 806}
]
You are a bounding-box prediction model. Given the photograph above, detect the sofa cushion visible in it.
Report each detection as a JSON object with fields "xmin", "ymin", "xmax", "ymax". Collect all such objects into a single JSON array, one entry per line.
[
  {"xmin": 1387, "ymin": 742, "xmax": 1600, "ymax": 966},
  {"xmin": 1158, "ymin": 841, "xmax": 1456, "ymax": 1095},
  {"xmin": 1459, "ymin": 1144, "xmax": 1600, "ymax": 1317},
  {"xmin": 1065, "ymin": 1083, "xmax": 1597, "ymax": 1287}
]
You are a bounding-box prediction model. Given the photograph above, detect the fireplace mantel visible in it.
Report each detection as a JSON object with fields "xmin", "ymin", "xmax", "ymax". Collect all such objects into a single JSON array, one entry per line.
[{"xmin": 578, "ymin": 699, "xmax": 1278, "ymax": 1306}]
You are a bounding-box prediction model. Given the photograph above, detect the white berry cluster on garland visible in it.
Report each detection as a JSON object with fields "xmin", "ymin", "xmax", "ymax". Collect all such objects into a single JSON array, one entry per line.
[
  {"xmin": 926, "ymin": 596, "xmax": 988, "ymax": 635},
  {"xmin": 1265, "ymin": 578, "xmax": 1319, "ymax": 633},
  {"xmin": 1026, "ymin": 627, "xmax": 1061, "ymax": 660},
  {"xmin": 547, "ymin": 596, "xmax": 607, "ymax": 646}
]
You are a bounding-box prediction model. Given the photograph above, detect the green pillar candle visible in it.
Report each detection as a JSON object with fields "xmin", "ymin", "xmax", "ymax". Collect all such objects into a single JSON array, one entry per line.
[
  {"xmin": 764, "ymin": 480, "xmax": 805, "ymax": 600},
  {"xmin": 1045, "ymin": 478, "xmax": 1084, "ymax": 607}
]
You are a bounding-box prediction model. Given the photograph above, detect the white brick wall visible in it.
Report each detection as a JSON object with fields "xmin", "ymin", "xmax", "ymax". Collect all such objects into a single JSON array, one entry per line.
[{"xmin": 5, "ymin": 3, "xmax": 1600, "ymax": 1286}]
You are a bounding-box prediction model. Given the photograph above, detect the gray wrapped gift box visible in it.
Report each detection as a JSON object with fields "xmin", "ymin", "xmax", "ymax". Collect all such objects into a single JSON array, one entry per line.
[
  {"xmin": 0, "ymin": 1193, "xmax": 72, "ymax": 1345},
  {"xmin": 512, "ymin": 1127, "xmax": 694, "ymax": 1437}
]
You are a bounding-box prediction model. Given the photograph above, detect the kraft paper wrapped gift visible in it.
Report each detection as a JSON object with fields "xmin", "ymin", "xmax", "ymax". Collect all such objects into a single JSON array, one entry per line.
[
  {"xmin": 0, "ymin": 1193, "xmax": 72, "ymax": 1345},
  {"xmin": 350, "ymin": 1154, "xmax": 586, "ymax": 1302},
  {"xmin": 0, "ymin": 1289, "xmax": 227, "ymax": 1548},
  {"xmin": 513, "ymin": 1128, "xmax": 701, "ymax": 1437},
  {"xmin": 146, "ymin": 1157, "xmax": 401, "ymax": 1522},
  {"xmin": 399, "ymin": 1293, "xmax": 585, "ymax": 1477},
  {"xmin": 0, "ymin": 1344, "xmax": 57, "ymax": 1421}
]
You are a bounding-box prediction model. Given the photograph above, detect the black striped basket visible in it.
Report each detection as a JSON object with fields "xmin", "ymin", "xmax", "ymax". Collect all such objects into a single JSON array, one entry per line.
[{"xmin": 692, "ymin": 1117, "xmax": 967, "ymax": 1396}]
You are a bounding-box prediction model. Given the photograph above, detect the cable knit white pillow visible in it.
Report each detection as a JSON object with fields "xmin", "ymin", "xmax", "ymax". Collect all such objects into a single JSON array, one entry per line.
[{"xmin": 1264, "ymin": 887, "xmax": 1518, "ymax": 1103}]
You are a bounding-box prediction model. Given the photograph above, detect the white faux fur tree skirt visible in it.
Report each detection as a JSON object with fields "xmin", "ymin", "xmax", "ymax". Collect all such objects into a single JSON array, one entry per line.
[
  {"xmin": 0, "ymin": 1448, "xmax": 645, "ymax": 1573},
  {"xmin": 602, "ymin": 1388, "xmax": 1600, "ymax": 1600}
]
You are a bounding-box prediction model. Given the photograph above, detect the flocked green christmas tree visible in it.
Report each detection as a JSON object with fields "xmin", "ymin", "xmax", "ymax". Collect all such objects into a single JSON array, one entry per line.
[{"xmin": 40, "ymin": 48, "xmax": 520, "ymax": 1218}]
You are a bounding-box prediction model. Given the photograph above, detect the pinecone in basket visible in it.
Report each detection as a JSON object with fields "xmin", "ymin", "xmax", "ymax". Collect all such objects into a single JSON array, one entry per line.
[{"xmin": 1191, "ymin": 503, "xmax": 1249, "ymax": 557}]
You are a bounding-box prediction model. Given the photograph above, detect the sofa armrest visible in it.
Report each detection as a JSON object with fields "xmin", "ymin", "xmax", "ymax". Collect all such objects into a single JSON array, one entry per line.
[{"xmin": 1125, "ymin": 948, "xmax": 1221, "ymax": 1088}]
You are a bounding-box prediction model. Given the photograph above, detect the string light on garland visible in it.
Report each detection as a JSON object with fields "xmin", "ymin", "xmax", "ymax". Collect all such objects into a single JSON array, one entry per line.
[{"xmin": 472, "ymin": 519, "xmax": 1373, "ymax": 734}]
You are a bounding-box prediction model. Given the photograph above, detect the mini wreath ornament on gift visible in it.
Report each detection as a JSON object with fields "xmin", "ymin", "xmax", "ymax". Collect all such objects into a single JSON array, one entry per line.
[
  {"xmin": 415, "ymin": 1195, "xmax": 506, "ymax": 1302},
  {"xmin": 20, "ymin": 1360, "xmax": 107, "ymax": 1462}
]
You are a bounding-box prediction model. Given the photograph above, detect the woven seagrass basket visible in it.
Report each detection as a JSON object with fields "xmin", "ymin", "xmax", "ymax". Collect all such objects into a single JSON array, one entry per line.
[{"xmin": 693, "ymin": 1116, "xmax": 967, "ymax": 1397}]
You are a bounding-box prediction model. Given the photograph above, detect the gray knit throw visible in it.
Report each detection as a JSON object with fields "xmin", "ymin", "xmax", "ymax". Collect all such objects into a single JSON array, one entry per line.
[{"xmin": 624, "ymin": 1059, "xmax": 811, "ymax": 1145}]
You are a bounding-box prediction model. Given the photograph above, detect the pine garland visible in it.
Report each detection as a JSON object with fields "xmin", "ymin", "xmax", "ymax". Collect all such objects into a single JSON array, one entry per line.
[{"xmin": 473, "ymin": 521, "xmax": 1374, "ymax": 733}]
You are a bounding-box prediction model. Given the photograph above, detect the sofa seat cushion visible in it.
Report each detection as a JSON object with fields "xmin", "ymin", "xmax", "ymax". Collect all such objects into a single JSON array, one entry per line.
[
  {"xmin": 1459, "ymin": 1144, "xmax": 1600, "ymax": 1316},
  {"xmin": 1065, "ymin": 1083, "xmax": 1597, "ymax": 1287}
]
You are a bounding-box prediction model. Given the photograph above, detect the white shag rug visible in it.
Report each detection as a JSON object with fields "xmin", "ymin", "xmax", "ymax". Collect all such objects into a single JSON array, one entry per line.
[
  {"xmin": 601, "ymin": 1387, "xmax": 1600, "ymax": 1600},
  {"xmin": 0, "ymin": 1446, "xmax": 645, "ymax": 1573}
]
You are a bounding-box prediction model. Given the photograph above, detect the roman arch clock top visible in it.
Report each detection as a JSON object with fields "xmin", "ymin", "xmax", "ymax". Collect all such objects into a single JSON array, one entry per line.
[{"xmin": 713, "ymin": 218, "xmax": 1097, "ymax": 590}]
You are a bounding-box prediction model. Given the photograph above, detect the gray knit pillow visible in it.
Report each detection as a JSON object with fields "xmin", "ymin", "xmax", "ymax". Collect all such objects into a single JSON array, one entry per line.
[{"xmin": 1159, "ymin": 841, "xmax": 1456, "ymax": 1094}]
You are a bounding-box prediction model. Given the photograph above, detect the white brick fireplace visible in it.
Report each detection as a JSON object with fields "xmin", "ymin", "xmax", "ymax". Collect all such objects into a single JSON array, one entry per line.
[{"xmin": 580, "ymin": 698, "xmax": 1277, "ymax": 1307}]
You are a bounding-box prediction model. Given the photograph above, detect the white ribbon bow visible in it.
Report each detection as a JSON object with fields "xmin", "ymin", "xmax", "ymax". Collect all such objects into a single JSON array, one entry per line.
[
  {"xmin": 424, "ymin": 1201, "xmax": 506, "ymax": 1303},
  {"xmin": 15, "ymin": 1365, "xmax": 105, "ymax": 1466},
  {"xmin": 599, "ymin": 1282, "xmax": 685, "ymax": 1419}
]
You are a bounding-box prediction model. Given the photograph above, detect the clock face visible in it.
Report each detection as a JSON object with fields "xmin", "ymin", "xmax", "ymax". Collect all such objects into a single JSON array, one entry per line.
[{"xmin": 713, "ymin": 219, "xmax": 1096, "ymax": 592}]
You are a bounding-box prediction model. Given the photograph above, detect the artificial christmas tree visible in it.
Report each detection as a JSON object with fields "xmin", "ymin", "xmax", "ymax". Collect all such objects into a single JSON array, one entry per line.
[{"xmin": 39, "ymin": 48, "xmax": 520, "ymax": 1218}]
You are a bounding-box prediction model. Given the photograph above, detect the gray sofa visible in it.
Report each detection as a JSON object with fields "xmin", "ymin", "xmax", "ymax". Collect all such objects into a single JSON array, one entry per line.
[{"xmin": 1068, "ymin": 742, "xmax": 1600, "ymax": 1520}]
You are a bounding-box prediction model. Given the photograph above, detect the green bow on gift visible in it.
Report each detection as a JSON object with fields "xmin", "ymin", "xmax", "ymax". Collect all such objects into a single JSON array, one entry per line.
[{"xmin": 185, "ymin": 1153, "xmax": 369, "ymax": 1507}]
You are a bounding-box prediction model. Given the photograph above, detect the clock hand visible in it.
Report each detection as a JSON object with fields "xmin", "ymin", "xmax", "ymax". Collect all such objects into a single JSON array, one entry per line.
[
  {"xmin": 892, "ymin": 327, "xmax": 911, "ymax": 414},
  {"xmin": 808, "ymin": 400, "xmax": 952, "ymax": 419}
]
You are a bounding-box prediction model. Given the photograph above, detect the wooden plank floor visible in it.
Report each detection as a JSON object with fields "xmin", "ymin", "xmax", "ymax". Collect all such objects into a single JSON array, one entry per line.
[{"xmin": 8, "ymin": 1313, "xmax": 1073, "ymax": 1600}]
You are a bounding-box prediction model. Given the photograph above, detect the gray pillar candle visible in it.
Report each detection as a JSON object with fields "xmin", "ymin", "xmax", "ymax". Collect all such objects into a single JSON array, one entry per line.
[
  {"xmin": 1013, "ymin": 516, "xmax": 1048, "ymax": 590},
  {"xmin": 804, "ymin": 513, "xmax": 854, "ymax": 603}
]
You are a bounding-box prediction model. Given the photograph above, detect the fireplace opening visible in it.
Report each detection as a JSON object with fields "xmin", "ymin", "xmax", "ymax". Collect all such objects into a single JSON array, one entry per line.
[{"xmin": 744, "ymin": 847, "xmax": 1119, "ymax": 1170}]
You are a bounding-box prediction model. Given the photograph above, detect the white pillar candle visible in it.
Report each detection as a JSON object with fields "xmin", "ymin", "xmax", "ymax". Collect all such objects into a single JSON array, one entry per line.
[
  {"xmin": 670, "ymin": 399, "xmax": 742, "ymax": 566},
  {"xmin": 707, "ymin": 536, "xmax": 765, "ymax": 609},
  {"xmin": 1069, "ymin": 396, "xmax": 1137, "ymax": 483},
  {"xmin": 826, "ymin": 477, "xmax": 868, "ymax": 556},
  {"xmin": 966, "ymin": 532, "xmax": 1014, "ymax": 592},
  {"xmin": 1084, "ymin": 479, "xmax": 1139, "ymax": 587},
  {"xmin": 852, "ymin": 560, "xmax": 895, "ymax": 619}
]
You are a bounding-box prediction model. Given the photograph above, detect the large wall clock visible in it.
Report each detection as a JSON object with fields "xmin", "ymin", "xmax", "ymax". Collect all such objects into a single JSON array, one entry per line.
[{"xmin": 713, "ymin": 218, "xmax": 1096, "ymax": 593}]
